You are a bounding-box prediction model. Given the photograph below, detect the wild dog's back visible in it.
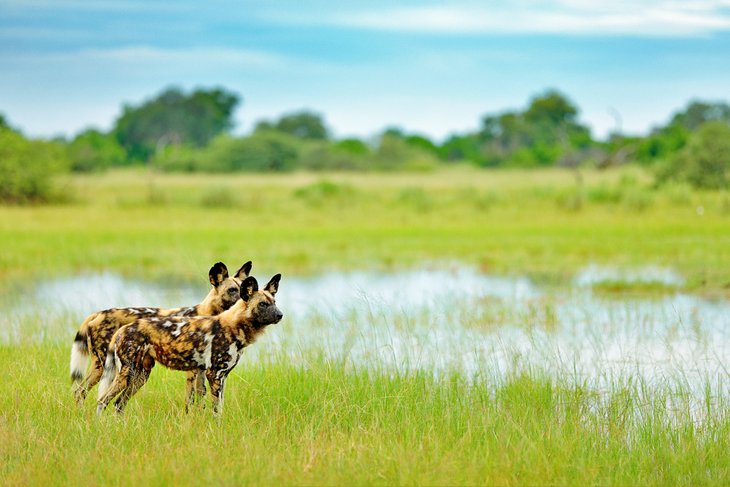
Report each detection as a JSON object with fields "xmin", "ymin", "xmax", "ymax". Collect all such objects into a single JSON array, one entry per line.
[{"xmin": 115, "ymin": 315, "xmax": 221, "ymax": 372}]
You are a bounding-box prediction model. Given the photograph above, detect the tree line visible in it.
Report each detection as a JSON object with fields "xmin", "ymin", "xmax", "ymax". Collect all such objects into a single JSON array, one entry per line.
[{"xmin": 1, "ymin": 86, "xmax": 729, "ymax": 202}]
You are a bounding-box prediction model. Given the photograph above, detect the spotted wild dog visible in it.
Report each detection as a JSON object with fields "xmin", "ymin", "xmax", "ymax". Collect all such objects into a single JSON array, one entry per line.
[
  {"xmin": 97, "ymin": 274, "xmax": 282, "ymax": 416},
  {"xmin": 70, "ymin": 260, "xmax": 252, "ymax": 407}
]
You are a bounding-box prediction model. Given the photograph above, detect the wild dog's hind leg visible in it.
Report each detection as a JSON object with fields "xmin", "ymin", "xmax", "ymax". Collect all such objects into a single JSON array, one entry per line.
[
  {"xmin": 96, "ymin": 365, "xmax": 132, "ymax": 416},
  {"xmin": 112, "ymin": 354, "xmax": 155, "ymax": 413},
  {"xmin": 113, "ymin": 368, "xmax": 151, "ymax": 413},
  {"xmin": 74, "ymin": 355, "xmax": 103, "ymax": 405},
  {"xmin": 194, "ymin": 370, "xmax": 207, "ymax": 399}
]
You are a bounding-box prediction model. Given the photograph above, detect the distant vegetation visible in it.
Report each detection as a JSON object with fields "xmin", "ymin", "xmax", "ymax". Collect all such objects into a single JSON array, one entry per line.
[{"xmin": 1, "ymin": 86, "xmax": 729, "ymax": 202}]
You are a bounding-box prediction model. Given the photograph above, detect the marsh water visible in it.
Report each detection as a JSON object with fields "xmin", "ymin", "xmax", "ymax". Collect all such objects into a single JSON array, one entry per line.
[{"xmin": 3, "ymin": 265, "xmax": 729, "ymax": 402}]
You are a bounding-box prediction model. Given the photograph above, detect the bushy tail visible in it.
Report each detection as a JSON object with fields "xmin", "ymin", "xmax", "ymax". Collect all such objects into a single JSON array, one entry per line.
[
  {"xmin": 70, "ymin": 313, "xmax": 95, "ymax": 384},
  {"xmin": 97, "ymin": 347, "xmax": 117, "ymax": 401}
]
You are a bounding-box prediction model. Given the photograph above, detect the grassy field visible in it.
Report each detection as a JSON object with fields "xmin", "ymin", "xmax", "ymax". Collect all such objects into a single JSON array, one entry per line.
[
  {"xmin": 0, "ymin": 167, "xmax": 728, "ymax": 293},
  {"xmin": 1, "ymin": 167, "xmax": 729, "ymax": 485},
  {"xmin": 1, "ymin": 344, "xmax": 728, "ymax": 486}
]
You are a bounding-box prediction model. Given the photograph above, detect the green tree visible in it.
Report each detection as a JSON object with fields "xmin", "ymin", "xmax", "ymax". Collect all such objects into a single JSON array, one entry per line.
[
  {"xmin": 260, "ymin": 111, "xmax": 329, "ymax": 140},
  {"xmin": 404, "ymin": 134, "xmax": 438, "ymax": 156},
  {"xmin": 438, "ymin": 134, "xmax": 482, "ymax": 164},
  {"xmin": 0, "ymin": 113, "xmax": 10, "ymax": 131},
  {"xmin": 629, "ymin": 100, "xmax": 730, "ymax": 166},
  {"xmin": 524, "ymin": 90, "xmax": 578, "ymax": 127},
  {"xmin": 156, "ymin": 132, "xmax": 299, "ymax": 172},
  {"xmin": 373, "ymin": 131, "xmax": 437, "ymax": 170},
  {"xmin": 114, "ymin": 87, "xmax": 240, "ymax": 162},
  {"xmin": 474, "ymin": 90, "xmax": 591, "ymax": 167},
  {"xmin": 658, "ymin": 121, "xmax": 730, "ymax": 189},
  {"xmin": 0, "ymin": 127, "xmax": 68, "ymax": 203},
  {"xmin": 634, "ymin": 124, "xmax": 688, "ymax": 164},
  {"xmin": 67, "ymin": 129, "xmax": 126, "ymax": 172},
  {"xmin": 333, "ymin": 138, "xmax": 370, "ymax": 156},
  {"xmin": 670, "ymin": 101, "xmax": 730, "ymax": 131}
]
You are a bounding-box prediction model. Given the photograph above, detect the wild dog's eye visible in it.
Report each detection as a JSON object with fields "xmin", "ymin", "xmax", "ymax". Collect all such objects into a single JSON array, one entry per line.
[
  {"xmin": 258, "ymin": 302, "xmax": 268, "ymax": 308},
  {"xmin": 228, "ymin": 288, "xmax": 237, "ymax": 294}
]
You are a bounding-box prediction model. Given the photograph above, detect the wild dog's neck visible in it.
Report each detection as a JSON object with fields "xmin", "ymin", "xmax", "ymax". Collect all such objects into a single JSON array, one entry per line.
[
  {"xmin": 218, "ymin": 299, "xmax": 251, "ymax": 326},
  {"xmin": 196, "ymin": 288, "xmax": 223, "ymax": 316}
]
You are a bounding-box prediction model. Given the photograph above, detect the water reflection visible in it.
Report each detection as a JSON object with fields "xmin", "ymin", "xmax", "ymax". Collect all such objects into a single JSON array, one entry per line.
[{"xmin": 2, "ymin": 265, "xmax": 728, "ymax": 401}]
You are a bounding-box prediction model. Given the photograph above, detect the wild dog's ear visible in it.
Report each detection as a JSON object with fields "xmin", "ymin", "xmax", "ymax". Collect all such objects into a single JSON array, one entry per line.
[
  {"xmin": 234, "ymin": 261, "xmax": 253, "ymax": 279},
  {"xmin": 209, "ymin": 262, "xmax": 229, "ymax": 287},
  {"xmin": 240, "ymin": 276, "xmax": 259, "ymax": 301},
  {"xmin": 264, "ymin": 274, "xmax": 281, "ymax": 296}
]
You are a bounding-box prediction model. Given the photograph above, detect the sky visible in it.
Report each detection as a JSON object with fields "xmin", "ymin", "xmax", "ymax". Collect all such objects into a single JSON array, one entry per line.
[{"xmin": 1, "ymin": 0, "xmax": 730, "ymax": 142}]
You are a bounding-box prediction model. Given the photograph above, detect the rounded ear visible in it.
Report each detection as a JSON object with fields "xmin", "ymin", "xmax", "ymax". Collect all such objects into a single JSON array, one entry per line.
[
  {"xmin": 264, "ymin": 273, "xmax": 281, "ymax": 296},
  {"xmin": 234, "ymin": 261, "xmax": 253, "ymax": 279},
  {"xmin": 208, "ymin": 262, "xmax": 229, "ymax": 287},
  {"xmin": 240, "ymin": 276, "xmax": 259, "ymax": 301}
]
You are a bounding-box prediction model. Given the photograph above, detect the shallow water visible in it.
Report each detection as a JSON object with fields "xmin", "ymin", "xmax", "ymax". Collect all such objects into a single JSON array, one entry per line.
[{"xmin": 2, "ymin": 265, "xmax": 729, "ymax": 402}]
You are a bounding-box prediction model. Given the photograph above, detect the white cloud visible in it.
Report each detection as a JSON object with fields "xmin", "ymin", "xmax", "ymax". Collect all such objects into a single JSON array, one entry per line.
[
  {"xmin": 2, "ymin": 45, "xmax": 287, "ymax": 70},
  {"xmin": 77, "ymin": 46, "xmax": 284, "ymax": 68},
  {"xmin": 274, "ymin": 1, "xmax": 730, "ymax": 37},
  {"xmin": 0, "ymin": 0, "xmax": 187, "ymax": 12}
]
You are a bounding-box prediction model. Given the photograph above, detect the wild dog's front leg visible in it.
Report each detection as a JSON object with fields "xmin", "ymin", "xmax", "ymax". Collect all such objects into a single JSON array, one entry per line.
[
  {"xmin": 205, "ymin": 370, "xmax": 227, "ymax": 416},
  {"xmin": 184, "ymin": 370, "xmax": 207, "ymax": 412}
]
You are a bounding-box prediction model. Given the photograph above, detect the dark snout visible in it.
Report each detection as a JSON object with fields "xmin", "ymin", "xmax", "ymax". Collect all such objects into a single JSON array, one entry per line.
[{"xmin": 274, "ymin": 310, "xmax": 283, "ymax": 322}]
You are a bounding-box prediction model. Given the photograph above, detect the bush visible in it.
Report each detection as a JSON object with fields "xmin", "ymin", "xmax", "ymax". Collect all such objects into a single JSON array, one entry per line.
[
  {"xmin": 587, "ymin": 183, "xmax": 622, "ymax": 204},
  {"xmin": 67, "ymin": 129, "xmax": 126, "ymax": 172},
  {"xmin": 203, "ymin": 133, "xmax": 299, "ymax": 172},
  {"xmin": 299, "ymin": 143, "xmax": 369, "ymax": 171},
  {"xmin": 0, "ymin": 127, "xmax": 68, "ymax": 203},
  {"xmin": 153, "ymin": 145, "xmax": 199, "ymax": 172},
  {"xmin": 154, "ymin": 132, "xmax": 300, "ymax": 172},
  {"xmin": 660, "ymin": 182, "xmax": 693, "ymax": 206},
  {"xmin": 373, "ymin": 134, "xmax": 439, "ymax": 171},
  {"xmin": 199, "ymin": 186, "xmax": 237, "ymax": 207},
  {"xmin": 293, "ymin": 180, "xmax": 356, "ymax": 206},
  {"xmin": 620, "ymin": 187, "xmax": 654, "ymax": 211},
  {"xmin": 657, "ymin": 121, "xmax": 730, "ymax": 189}
]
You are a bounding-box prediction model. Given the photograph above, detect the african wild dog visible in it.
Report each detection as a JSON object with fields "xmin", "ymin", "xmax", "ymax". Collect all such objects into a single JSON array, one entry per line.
[
  {"xmin": 97, "ymin": 274, "xmax": 282, "ymax": 416},
  {"xmin": 71, "ymin": 261, "xmax": 252, "ymax": 407}
]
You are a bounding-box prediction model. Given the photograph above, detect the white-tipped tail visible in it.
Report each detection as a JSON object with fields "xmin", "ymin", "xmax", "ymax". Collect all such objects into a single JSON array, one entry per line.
[
  {"xmin": 70, "ymin": 341, "xmax": 88, "ymax": 382},
  {"xmin": 70, "ymin": 329, "xmax": 89, "ymax": 384},
  {"xmin": 97, "ymin": 352, "xmax": 117, "ymax": 400}
]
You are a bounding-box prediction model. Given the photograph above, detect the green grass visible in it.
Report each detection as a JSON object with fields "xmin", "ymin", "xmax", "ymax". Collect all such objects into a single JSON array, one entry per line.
[
  {"xmin": 589, "ymin": 280, "xmax": 682, "ymax": 296},
  {"xmin": 0, "ymin": 167, "xmax": 728, "ymax": 294},
  {"xmin": 1, "ymin": 344, "xmax": 728, "ymax": 486},
  {"xmin": 2, "ymin": 167, "xmax": 729, "ymax": 485}
]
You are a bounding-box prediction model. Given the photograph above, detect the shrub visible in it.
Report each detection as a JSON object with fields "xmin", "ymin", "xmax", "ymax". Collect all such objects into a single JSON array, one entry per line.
[
  {"xmin": 199, "ymin": 186, "xmax": 236, "ymax": 207},
  {"xmin": 293, "ymin": 180, "xmax": 356, "ymax": 206},
  {"xmin": 656, "ymin": 121, "xmax": 730, "ymax": 189},
  {"xmin": 203, "ymin": 133, "xmax": 299, "ymax": 172},
  {"xmin": 660, "ymin": 182, "xmax": 693, "ymax": 206},
  {"xmin": 67, "ymin": 129, "xmax": 125, "ymax": 172},
  {"xmin": 0, "ymin": 127, "xmax": 68, "ymax": 203},
  {"xmin": 299, "ymin": 143, "xmax": 369, "ymax": 171},
  {"xmin": 154, "ymin": 132, "xmax": 300, "ymax": 172},
  {"xmin": 373, "ymin": 134, "xmax": 438, "ymax": 171},
  {"xmin": 621, "ymin": 187, "xmax": 654, "ymax": 212}
]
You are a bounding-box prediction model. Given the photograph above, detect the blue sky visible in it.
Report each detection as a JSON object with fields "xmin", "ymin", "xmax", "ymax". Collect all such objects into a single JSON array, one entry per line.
[{"xmin": 2, "ymin": 0, "xmax": 730, "ymax": 141}]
